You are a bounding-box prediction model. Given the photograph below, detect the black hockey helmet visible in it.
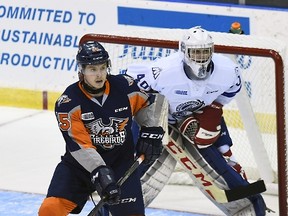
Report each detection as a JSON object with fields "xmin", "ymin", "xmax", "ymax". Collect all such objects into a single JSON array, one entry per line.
[{"xmin": 76, "ymin": 41, "xmax": 109, "ymax": 65}]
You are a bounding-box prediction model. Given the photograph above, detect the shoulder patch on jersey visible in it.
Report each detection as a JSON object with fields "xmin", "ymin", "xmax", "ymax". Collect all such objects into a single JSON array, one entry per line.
[
  {"xmin": 152, "ymin": 67, "xmax": 161, "ymax": 79},
  {"xmin": 122, "ymin": 74, "xmax": 134, "ymax": 86},
  {"xmin": 57, "ymin": 95, "xmax": 71, "ymax": 106},
  {"xmin": 81, "ymin": 112, "xmax": 95, "ymax": 120},
  {"xmin": 175, "ymin": 89, "xmax": 188, "ymax": 95}
]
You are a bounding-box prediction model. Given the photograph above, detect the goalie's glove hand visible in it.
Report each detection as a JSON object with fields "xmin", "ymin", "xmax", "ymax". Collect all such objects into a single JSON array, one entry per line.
[
  {"xmin": 136, "ymin": 126, "xmax": 164, "ymax": 165},
  {"xmin": 91, "ymin": 166, "xmax": 121, "ymax": 205},
  {"xmin": 179, "ymin": 102, "xmax": 223, "ymax": 148},
  {"xmin": 193, "ymin": 102, "xmax": 223, "ymax": 147}
]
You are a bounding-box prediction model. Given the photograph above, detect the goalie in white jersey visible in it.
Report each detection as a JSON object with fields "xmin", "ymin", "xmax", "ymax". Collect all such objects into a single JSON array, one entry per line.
[
  {"xmin": 128, "ymin": 26, "xmax": 245, "ymax": 177},
  {"xmin": 126, "ymin": 26, "xmax": 267, "ymax": 215}
]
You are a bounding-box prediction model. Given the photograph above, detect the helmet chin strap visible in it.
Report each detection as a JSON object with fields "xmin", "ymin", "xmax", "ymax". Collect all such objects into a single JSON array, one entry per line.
[{"xmin": 82, "ymin": 81, "xmax": 106, "ymax": 95}]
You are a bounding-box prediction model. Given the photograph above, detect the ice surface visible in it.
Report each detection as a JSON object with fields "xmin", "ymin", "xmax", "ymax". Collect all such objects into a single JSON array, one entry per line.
[
  {"xmin": 0, "ymin": 107, "xmax": 279, "ymax": 216},
  {"xmin": 0, "ymin": 190, "xmax": 201, "ymax": 216}
]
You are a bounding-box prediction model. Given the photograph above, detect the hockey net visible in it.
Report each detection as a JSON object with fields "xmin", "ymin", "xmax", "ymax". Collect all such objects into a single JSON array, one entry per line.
[{"xmin": 80, "ymin": 29, "xmax": 287, "ymax": 215}]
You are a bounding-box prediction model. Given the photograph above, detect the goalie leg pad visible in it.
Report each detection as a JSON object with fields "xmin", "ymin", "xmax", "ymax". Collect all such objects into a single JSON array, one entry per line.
[
  {"xmin": 169, "ymin": 125, "xmax": 267, "ymax": 215},
  {"xmin": 189, "ymin": 142, "xmax": 267, "ymax": 215},
  {"xmin": 140, "ymin": 148, "xmax": 177, "ymax": 207}
]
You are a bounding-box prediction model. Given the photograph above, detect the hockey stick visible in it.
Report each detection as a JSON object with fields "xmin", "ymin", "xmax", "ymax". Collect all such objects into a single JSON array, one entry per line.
[
  {"xmin": 87, "ymin": 154, "xmax": 145, "ymax": 216},
  {"xmin": 166, "ymin": 124, "xmax": 266, "ymax": 203}
]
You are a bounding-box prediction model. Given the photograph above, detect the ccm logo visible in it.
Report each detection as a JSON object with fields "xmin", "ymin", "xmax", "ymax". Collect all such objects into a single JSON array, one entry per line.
[
  {"xmin": 141, "ymin": 133, "xmax": 163, "ymax": 139},
  {"xmin": 166, "ymin": 141, "xmax": 213, "ymax": 187},
  {"xmin": 112, "ymin": 197, "xmax": 137, "ymax": 205},
  {"xmin": 120, "ymin": 197, "xmax": 137, "ymax": 203},
  {"xmin": 115, "ymin": 106, "xmax": 128, "ymax": 112}
]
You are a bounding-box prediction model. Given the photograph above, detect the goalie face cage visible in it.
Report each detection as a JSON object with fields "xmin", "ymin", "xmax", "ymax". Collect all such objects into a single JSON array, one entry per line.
[{"xmin": 80, "ymin": 31, "xmax": 287, "ymax": 215}]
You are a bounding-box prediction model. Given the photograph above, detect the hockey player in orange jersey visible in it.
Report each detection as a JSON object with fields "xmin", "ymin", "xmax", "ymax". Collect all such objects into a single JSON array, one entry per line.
[{"xmin": 38, "ymin": 39, "xmax": 165, "ymax": 216}]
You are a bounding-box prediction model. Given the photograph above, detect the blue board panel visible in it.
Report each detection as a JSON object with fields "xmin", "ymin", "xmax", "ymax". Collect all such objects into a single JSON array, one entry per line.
[{"xmin": 118, "ymin": 7, "xmax": 250, "ymax": 34}]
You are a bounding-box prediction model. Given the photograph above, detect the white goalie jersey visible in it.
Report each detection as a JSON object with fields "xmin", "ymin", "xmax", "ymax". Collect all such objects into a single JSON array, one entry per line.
[
  {"xmin": 126, "ymin": 51, "xmax": 267, "ymax": 216},
  {"xmin": 126, "ymin": 51, "xmax": 241, "ymax": 124}
]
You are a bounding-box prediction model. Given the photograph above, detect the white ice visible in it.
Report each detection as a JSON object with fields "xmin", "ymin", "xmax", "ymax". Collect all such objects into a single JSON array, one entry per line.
[{"xmin": 0, "ymin": 107, "xmax": 279, "ymax": 215}]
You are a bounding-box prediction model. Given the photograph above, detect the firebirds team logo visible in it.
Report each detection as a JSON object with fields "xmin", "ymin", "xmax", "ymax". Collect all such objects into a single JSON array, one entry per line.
[{"xmin": 85, "ymin": 117, "xmax": 129, "ymax": 150}]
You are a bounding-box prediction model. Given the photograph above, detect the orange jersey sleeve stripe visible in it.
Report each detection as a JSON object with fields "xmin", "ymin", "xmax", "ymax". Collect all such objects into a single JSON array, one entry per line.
[
  {"xmin": 128, "ymin": 91, "xmax": 149, "ymax": 116},
  {"xmin": 69, "ymin": 107, "xmax": 96, "ymax": 150}
]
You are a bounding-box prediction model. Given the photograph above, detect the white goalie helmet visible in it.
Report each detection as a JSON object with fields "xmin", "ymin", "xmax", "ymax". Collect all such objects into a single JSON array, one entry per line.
[{"xmin": 179, "ymin": 26, "xmax": 214, "ymax": 79}]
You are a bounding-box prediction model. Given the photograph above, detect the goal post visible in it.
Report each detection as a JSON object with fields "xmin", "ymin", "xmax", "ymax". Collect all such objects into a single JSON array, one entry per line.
[{"xmin": 80, "ymin": 30, "xmax": 287, "ymax": 215}]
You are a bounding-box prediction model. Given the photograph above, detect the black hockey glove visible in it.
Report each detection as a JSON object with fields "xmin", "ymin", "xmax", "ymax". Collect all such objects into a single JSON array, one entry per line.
[
  {"xmin": 136, "ymin": 126, "xmax": 164, "ymax": 165},
  {"xmin": 91, "ymin": 166, "xmax": 121, "ymax": 205}
]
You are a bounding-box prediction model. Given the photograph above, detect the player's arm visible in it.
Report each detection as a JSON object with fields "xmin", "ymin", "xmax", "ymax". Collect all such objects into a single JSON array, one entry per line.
[
  {"xmin": 55, "ymin": 103, "xmax": 106, "ymax": 171},
  {"xmin": 215, "ymin": 66, "xmax": 242, "ymax": 105},
  {"xmin": 134, "ymin": 94, "xmax": 167, "ymax": 164},
  {"xmin": 55, "ymin": 100, "xmax": 120, "ymax": 204},
  {"xmin": 125, "ymin": 63, "xmax": 154, "ymax": 92},
  {"xmin": 124, "ymin": 75, "xmax": 166, "ymax": 164}
]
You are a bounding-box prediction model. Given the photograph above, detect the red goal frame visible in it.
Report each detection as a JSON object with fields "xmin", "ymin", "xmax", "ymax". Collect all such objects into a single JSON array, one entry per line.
[{"xmin": 80, "ymin": 34, "xmax": 287, "ymax": 215}]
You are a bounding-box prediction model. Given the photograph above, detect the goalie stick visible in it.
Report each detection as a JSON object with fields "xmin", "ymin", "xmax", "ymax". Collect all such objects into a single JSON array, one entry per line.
[
  {"xmin": 166, "ymin": 124, "xmax": 266, "ymax": 203},
  {"xmin": 87, "ymin": 154, "xmax": 145, "ymax": 216}
]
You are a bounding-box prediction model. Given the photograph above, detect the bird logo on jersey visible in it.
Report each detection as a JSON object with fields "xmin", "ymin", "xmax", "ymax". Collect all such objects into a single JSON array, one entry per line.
[
  {"xmin": 56, "ymin": 95, "xmax": 71, "ymax": 106},
  {"xmin": 86, "ymin": 117, "xmax": 129, "ymax": 149}
]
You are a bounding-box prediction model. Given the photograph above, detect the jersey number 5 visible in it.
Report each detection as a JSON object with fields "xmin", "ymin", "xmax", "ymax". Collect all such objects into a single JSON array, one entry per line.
[{"xmin": 57, "ymin": 113, "xmax": 71, "ymax": 131}]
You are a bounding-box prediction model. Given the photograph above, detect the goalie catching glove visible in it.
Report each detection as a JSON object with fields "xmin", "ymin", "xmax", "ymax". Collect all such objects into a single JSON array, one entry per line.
[
  {"xmin": 91, "ymin": 166, "xmax": 121, "ymax": 205},
  {"xmin": 136, "ymin": 126, "xmax": 165, "ymax": 164},
  {"xmin": 179, "ymin": 102, "xmax": 223, "ymax": 148}
]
